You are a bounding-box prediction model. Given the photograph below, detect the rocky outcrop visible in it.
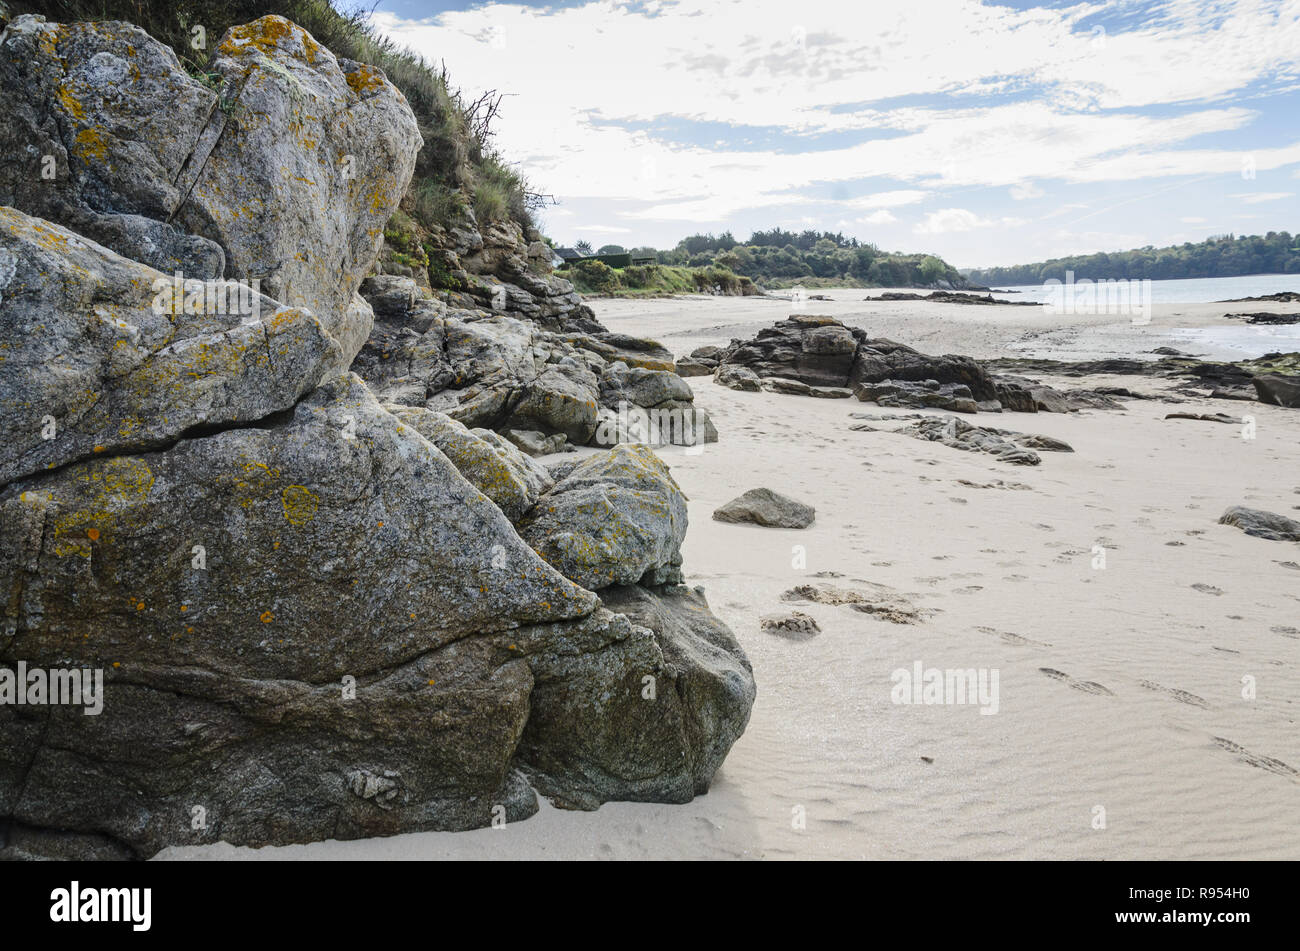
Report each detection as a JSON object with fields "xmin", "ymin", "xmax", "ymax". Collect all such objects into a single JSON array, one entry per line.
[
  {"xmin": 713, "ymin": 488, "xmax": 816, "ymax": 529},
  {"xmin": 716, "ymin": 315, "xmax": 1006, "ymax": 407},
  {"xmin": 0, "ymin": 14, "xmax": 754, "ymax": 860},
  {"xmin": 352, "ymin": 293, "xmax": 712, "ymax": 452},
  {"xmin": 424, "ymin": 208, "xmax": 602, "ymax": 334}
]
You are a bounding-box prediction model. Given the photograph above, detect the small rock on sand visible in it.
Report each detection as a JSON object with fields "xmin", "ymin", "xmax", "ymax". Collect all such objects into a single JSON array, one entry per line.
[
  {"xmin": 760, "ymin": 612, "xmax": 822, "ymax": 640},
  {"xmin": 1218, "ymin": 506, "xmax": 1300, "ymax": 542},
  {"xmin": 713, "ymin": 488, "xmax": 816, "ymax": 528}
]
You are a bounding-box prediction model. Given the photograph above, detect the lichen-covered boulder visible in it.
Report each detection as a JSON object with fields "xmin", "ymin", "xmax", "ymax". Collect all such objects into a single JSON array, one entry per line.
[
  {"xmin": 0, "ymin": 15, "xmax": 226, "ymax": 277},
  {"xmin": 386, "ymin": 404, "xmax": 552, "ymax": 523},
  {"xmin": 0, "ymin": 14, "xmax": 423, "ymax": 371},
  {"xmin": 0, "ymin": 206, "xmax": 339, "ymax": 485},
  {"xmin": 519, "ymin": 445, "xmax": 689, "ymax": 590},
  {"xmin": 0, "ymin": 374, "xmax": 598, "ymax": 856},
  {"xmin": 517, "ymin": 584, "xmax": 755, "ymax": 809}
]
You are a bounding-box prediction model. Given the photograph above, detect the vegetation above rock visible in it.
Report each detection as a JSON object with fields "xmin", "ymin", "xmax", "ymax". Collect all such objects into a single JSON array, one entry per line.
[{"xmin": 567, "ymin": 228, "xmax": 972, "ymax": 290}]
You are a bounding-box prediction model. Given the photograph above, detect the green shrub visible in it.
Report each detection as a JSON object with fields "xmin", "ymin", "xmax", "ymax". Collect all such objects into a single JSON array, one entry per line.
[{"xmin": 568, "ymin": 259, "xmax": 621, "ymax": 293}]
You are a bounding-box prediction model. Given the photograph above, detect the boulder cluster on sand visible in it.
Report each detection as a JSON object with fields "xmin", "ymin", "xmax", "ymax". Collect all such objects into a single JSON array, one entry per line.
[
  {"xmin": 851, "ymin": 415, "xmax": 1073, "ymax": 466},
  {"xmin": 0, "ymin": 14, "xmax": 754, "ymax": 860},
  {"xmin": 712, "ymin": 315, "xmax": 1120, "ymax": 413},
  {"xmin": 986, "ymin": 351, "xmax": 1300, "ymax": 407},
  {"xmin": 870, "ymin": 290, "xmax": 1038, "ymax": 306}
]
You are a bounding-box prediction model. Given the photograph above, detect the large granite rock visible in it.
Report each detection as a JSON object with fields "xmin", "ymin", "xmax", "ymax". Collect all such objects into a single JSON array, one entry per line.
[
  {"xmin": 0, "ymin": 13, "xmax": 754, "ymax": 861},
  {"xmin": 0, "ymin": 206, "xmax": 338, "ymax": 486},
  {"xmin": 0, "ymin": 15, "xmax": 226, "ymax": 277},
  {"xmin": 0, "ymin": 375, "xmax": 596, "ymax": 856},
  {"xmin": 0, "ymin": 14, "xmax": 422, "ymax": 371}
]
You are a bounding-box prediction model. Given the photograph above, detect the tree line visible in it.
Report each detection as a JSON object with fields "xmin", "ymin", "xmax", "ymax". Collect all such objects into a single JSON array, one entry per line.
[
  {"xmin": 964, "ymin": 232, "xmax": 1300, "ymax": 286},
  {"xmin": 572, "ymin": 230, "xmax": 967, "ymax": 288}
]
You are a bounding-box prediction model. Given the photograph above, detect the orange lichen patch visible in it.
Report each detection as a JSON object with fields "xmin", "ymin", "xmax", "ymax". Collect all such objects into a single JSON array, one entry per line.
[
  {"xmin": 280, "ymin": 484, "xmax": 319, "ymax": 525},
  {"xmin": 218, "ymin": 15, "xmax": 296, "ymax": 58},
  {"xmin": 73, "ymin": 128, "xmax": 109, "ymax": 162},
  {"xmin": 180, "ymin": 605, "xmax": 188, "ymax": 613},
  {"xmin": 112, "ymin": 662, "xmax": 121, "ymax": 669},
  {"xmin": 93, "ymin": 445, "xmax": 106, "ymax": 453},
  {"xmin": 260, "ymin": 611, "xmax": 274, "ymax": 623},
  {"xmin": 136, "ymin": 602, "xmax": 145, "ymax": 611},
  {"xmin": 86, "ymin": 528, "xmax": 100, "ymax": 541},
  {"xmin": 345, "ymin": 64, "xmax": 386, "ymax": 96},
  {"xmin": 57, "ymin": 84, "xmax": 86, "ymax": 120}
]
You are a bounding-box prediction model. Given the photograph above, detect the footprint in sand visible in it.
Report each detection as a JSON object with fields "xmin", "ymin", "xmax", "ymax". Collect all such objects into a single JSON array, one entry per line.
[
  {"xmin": 1272, "ymin": 626, "xmax": 1299, "ymax": 638},
  {"xmin": 976, "ymin": 625, "xmax": 1051, "ymax": 647},
  {"xmin": 952, "ymin": 585, "xmax": 984, "ymax": 595},
  {"xmin": 1276, "ymin": 561, "xmax": 1300, "ymax": 571},
  {"xmin": 1191, "ymin": 583, "xmax": 1224, "ymax": 596},
  {"xmin": 1003, "ymin": 574, "xmax": 1029, "ymax": 582},
  {"xmin": 1213, "ymin": 737, "xmax": 1300, "ymax": 780},
  {"xmin": 1139, "ymin": 680, "xmax": 1211, "ymax": 709},
  {"xmin": 1039, "ymin": 668, "xmax": 1115, "ymax": 696}
]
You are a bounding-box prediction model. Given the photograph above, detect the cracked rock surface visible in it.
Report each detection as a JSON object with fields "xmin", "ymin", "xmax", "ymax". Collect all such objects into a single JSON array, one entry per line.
[{"xmin": 0, "ymin": 14, "xmax": 754, "ymax": 860}]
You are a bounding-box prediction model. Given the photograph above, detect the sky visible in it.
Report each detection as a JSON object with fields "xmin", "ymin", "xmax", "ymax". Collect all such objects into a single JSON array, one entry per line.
[{"xmin": 369, "ymin": 0, "xmax": 1300, "ymax": 268}]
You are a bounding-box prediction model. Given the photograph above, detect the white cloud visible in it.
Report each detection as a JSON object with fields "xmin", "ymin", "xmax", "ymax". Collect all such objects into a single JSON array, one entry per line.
[
  {"xmin": 1009, "ymin": 183, "xmax": 1045, "ymax": 200},
  {"xmin": 571, "ymin": 224, "xmax": 632, "ymax": 233},
  {"xmin": 1180, "ymin": 216, "xmax": 1207, "ymax": 223},
  {"xmin": 1228, "ymin": 191, "xmax": 1296, "ymax": 204},
  {"xmin": 847, "ymin": 190, "xmax": 929, "ymax": 209},
  {"xmin": 914, "ymin": 208, "xmax": 1026, "ymax": 234},
  {"xmin": 858, "ymin": 210, "xmax": 899, "ymax": 225},
  {"xmin": 369, "ymin": 0, "xmax": 1300, "ymax": 249}
]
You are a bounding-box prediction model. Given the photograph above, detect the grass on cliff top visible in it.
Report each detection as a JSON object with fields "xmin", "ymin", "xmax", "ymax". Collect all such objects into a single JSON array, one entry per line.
[
  {"xmin": 13, "ymin": 0, "xmax": 537, "ymax": 237},
  {"xmin": 561, "ymin": 260, "xmax": 761, "ymax": 298}
]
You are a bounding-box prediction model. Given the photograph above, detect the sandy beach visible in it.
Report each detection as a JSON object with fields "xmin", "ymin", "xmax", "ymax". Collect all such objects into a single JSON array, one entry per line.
[{"xmin": 162, "ymin": 290, "xmax": 1300, "ymax": 861}]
